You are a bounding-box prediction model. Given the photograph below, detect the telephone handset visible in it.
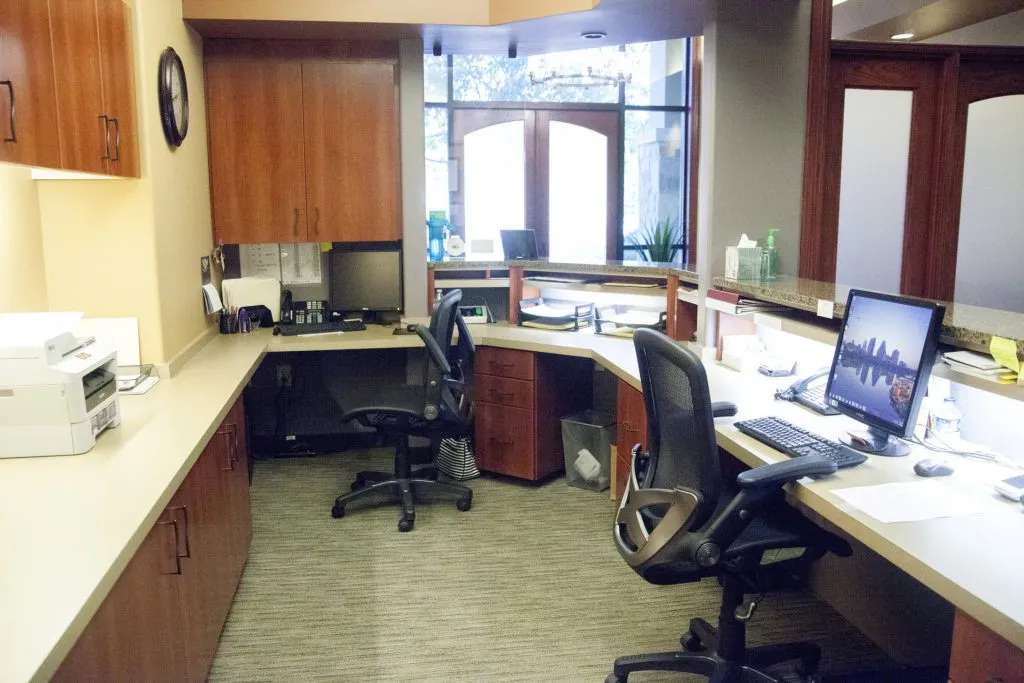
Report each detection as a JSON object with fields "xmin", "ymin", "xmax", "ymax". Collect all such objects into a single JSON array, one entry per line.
[
  {"xmin": 280, "ymin": 289, "xmax": 294, "ymax": 324},
  {"xmin": 775, "ymin": 369, "xmax": 840, "ymax": 416}
]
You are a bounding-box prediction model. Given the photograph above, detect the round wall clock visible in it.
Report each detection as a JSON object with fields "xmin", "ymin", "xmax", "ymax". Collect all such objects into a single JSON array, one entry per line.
[{"xmin": 158, "ymin": 47, "xmax": 189, "ymax": 147}]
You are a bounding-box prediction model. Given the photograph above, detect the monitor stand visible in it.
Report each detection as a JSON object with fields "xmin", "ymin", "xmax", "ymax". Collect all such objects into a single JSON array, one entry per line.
[{"xmin": 840, "ymin": 427, "xmax": 910, "ymax": 457}]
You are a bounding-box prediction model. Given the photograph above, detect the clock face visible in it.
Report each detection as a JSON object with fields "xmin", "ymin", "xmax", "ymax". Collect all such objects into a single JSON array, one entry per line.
[{"xmin": 159, "ymin": 48, "xmax": 189, "ymax": 147}]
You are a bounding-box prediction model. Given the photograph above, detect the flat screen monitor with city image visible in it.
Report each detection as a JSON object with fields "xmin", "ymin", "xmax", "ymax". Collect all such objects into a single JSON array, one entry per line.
[{"xmin": 825, "ymin": 290, "xmax": 944, "ymax": 457}]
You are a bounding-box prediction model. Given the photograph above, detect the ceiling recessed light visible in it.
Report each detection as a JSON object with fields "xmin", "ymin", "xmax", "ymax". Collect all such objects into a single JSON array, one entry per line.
[
  {"xmin": 891, "ymin": 32, "xmax": 915, "ymax": 40},
  {"xmin": 581, "ymin": 31, "xmax": 606, "ymax": 40}
]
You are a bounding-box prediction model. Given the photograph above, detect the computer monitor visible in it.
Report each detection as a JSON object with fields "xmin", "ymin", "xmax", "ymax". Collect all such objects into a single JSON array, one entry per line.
[
  {"xmin": 329, "ymin": 248, "xmax": 403, "ymax": 317},
  {"xmin": 500, "ymin": 229, "xmax": 539, "ymax": 260},
  {"xmin": 824, "ymin": 289, "xmax": 945, "ymax": 457}
]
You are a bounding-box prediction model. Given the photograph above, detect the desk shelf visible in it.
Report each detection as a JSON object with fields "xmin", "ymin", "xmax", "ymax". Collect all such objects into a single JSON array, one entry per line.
[{"xmin": 434, "ymin": 278, "xmax": 511, "ymax": 289}]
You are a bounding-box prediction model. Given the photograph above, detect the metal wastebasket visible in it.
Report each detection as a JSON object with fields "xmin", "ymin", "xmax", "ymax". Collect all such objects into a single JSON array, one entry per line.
[{"xmin": 560, "ymin": 410, "xmax": 616, "ymax": 491}]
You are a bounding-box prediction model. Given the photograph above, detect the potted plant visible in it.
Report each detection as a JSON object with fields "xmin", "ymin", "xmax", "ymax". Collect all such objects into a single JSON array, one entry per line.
[{"xmin": 628, "ymin": 217, "xmax": 683, "ymax": 263}]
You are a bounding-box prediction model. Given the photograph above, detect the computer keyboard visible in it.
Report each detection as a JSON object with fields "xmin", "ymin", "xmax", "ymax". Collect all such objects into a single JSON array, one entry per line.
[
  {"xmin": 734, "ymin": 416, "xmax": 868, "ymax": 468},
  {"xmin": 277, "ymin": 320, "xmax": 366, "ymax": 336}
]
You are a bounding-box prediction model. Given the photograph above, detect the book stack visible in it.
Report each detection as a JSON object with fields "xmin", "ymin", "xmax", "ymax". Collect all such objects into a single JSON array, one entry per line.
[{"xmin": 942, "ymin": 350, "xmax": 1018, "ymax": 384}]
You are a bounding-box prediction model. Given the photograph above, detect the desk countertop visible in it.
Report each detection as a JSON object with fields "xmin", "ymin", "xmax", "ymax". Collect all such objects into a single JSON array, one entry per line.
[{"xmin": 2, "ymin": 325, "xmax": 1023, "ymax": 682}]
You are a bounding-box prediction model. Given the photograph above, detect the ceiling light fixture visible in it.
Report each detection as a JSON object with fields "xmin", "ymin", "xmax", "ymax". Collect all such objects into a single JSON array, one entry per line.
[
  {"xmin": 529, "ymin": 66, "xmax": 630, "ymax": 88},
  {"xmin": 580, "ymin": 31, "xmax": 606, "ymax": 40},
  {"xmin": 891, "ymin": 32, "xmax": 915, "ymax": 40}
]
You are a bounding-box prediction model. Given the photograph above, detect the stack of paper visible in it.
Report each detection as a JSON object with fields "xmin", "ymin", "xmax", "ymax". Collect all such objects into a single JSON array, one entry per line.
[{"xmin": 944, "ymin": 340, "xmax": 1020, "ymax": 385}]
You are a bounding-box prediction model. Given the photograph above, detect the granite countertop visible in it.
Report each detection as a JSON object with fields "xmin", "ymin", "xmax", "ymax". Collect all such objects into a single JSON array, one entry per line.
[
  {"xmin": 430, "ymin": 257, "xmax": 699, "ymax": 284},
  {"xmin": 713, "ymin": 275, "xmax": 1024, "ymax": 356}
]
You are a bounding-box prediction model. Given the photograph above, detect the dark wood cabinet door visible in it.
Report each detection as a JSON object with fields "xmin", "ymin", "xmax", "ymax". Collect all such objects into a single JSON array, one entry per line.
[
  {"xmin": 616, "ymin": 380, "xmax": 648, "ymax": 468},
  {"xmin": 475, "ymin": 402, "xmax": 536, "ymax": 480},
  {"xmin": 206, "ymin": 52, "xmax": 307, "ymax": 244},
  {"xmin": 0, "ymin": 0, "xmax": 61, "ymax": 167},
  {"xmin": 223, "ymin": 396, "xmax": 252, "ymax": 583},
  {"xmin": 301, "ymin": 60, "xmax": 401, "ymax": 243},
  {"xmin": 53, "ymin": 509, "xmax": 188, "ymax": 682},
  {"xmin": 49, "ymin": 0, "xmax": 107, "ymax": 174},
  {"xmin": 175, "ymin": 437, "xmax": 236, "ymax": 682},
  {"xmin": 96, "ymin": 0, "xmax": 137, "ymax": 177}
]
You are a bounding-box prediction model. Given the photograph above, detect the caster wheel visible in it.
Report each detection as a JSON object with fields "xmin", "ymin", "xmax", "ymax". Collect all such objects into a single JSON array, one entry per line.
[
  {"xmin": 681, "ymin": 633, "xmax": 704, "ymax": 652},
  {"xmin": 350, "ymin": 480, "xmax": 363, "ymax": 491},
  {"xmin": 604, "ymin": 675, "xmax": 625, "ymax": 683},
  {"xmin": 398, "ymin": 518, "xmax": 414, "ymax": 532},
  {"xmin": 331, "ymin": 505, "xmax": 345, "ymax": 518},
  {"xmin": 456, "ymin": 495, "xmax": 472, "ymax": 512}
]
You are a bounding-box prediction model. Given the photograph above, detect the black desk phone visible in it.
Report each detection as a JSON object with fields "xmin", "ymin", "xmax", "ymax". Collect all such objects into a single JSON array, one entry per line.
[{"xmin": 775, "ymin": 370, "xmax": 840, "ymax": 416}]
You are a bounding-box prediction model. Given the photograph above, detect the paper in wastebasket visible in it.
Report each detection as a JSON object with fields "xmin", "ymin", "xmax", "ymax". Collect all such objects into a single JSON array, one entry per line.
[{"xmin": 573, "ymin": 448, "xmax": 602, "ymax": 481}]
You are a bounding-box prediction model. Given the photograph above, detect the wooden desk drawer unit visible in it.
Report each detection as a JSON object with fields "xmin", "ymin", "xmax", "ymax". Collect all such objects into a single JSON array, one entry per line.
[
  {"xmin": 477, "ymin": 347, "xmax": 535, "ymax": 381},
  {"xmin": 476, "ymin": 374, "xmax": 534, "ymax": 410},
  {"xmin": 949, "ymin": 610, "xmax": 1024, "ymax": 683},
  {"xmin": 474, "ymin": 350, "xmax": 591, "ymax": 481}
]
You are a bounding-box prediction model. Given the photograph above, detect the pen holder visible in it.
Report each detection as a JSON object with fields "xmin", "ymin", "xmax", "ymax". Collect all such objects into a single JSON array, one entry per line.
[{"xmin": 220, "ymin": 311, "xmax": 239, "ymax": 334}]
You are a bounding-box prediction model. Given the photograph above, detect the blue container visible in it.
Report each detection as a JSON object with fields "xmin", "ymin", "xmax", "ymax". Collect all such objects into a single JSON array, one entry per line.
[{"xmin": 426, "ymin": 212, "xmax": 452, "ymax": 262}]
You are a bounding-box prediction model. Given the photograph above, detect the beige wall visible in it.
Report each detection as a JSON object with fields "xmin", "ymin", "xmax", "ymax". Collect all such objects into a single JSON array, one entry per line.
[
  {"xmin": 0, "ymin": 165, "xmax": 48, "ymax": 312},
  {"xmin": 36, "ymin": 0, "xmax": 214, "ymax": 366}
]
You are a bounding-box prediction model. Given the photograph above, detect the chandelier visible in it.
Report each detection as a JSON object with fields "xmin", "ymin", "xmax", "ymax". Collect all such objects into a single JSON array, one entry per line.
[{"xmin": 529, "ymin": 66, "xmax": 631, "ymax": 88}]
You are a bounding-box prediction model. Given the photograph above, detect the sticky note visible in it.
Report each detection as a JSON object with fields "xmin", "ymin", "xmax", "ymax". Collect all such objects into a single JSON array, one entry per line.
[
  {"xmin": 990, "ymin": 336, "xmax": 1020, "ymax": 373},
  {"xmin": 320, "ymin": 241, "xmax": 333, "ymax": 252},
  {"xmin": 816, "ymin": 299, "xmax": 835, "ymax": 319}
]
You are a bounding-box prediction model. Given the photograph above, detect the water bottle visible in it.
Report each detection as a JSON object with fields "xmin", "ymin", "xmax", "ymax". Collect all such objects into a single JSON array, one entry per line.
[{"xmin": 426, "ymin": 211, "xmax": 451, "ymax": 262}]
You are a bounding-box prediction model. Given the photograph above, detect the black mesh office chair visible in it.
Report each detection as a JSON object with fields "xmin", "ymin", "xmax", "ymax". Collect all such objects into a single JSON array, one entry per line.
[
  {"xmin": 607, "ymin": 329, "xmax": 851, "ymax": 683},
  {"xmin": 327, "ymin": 289, "xmax": 474, "ymax": 532}
]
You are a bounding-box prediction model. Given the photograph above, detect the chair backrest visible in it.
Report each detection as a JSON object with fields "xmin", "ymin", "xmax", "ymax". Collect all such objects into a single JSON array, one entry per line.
[
  {"xmin": 634, "ymin": 328, "xmax": 721, "ymax": 527},
  {"xmin": 422, "ymin": 289, "xmax": 474, "ymax": 426}
]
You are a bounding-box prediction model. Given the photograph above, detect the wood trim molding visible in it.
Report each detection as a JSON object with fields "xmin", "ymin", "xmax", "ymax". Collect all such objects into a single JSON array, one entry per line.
[
  {"xmin": 798, "ymin": 0, "xmax": 832, "ymax": 280},
  {"xmin": 665, "ymin": 275, "xmax": 679, "ymax": 338},
  {"xmin": 687, "ymin": 36, "xmax": 702, "ymax": 268}
]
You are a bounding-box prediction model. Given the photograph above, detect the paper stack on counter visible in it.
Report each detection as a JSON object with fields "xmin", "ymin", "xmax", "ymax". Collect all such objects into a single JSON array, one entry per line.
[{"xmin": 944, "ymin": 340, "xmax": 1020, "ymax": 385}]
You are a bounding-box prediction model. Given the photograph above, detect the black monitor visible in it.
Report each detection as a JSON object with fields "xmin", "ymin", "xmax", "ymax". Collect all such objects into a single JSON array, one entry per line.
[
  {"xmin": 824, "ymin": 289, "xmax": 945, "ymax": 457},
  {"xmin": 500, "ymin": 229, "xmax": 538, "ymax": 260},
  {"xmin": 329, "ymin": 247, "xmax": 403, "ymax": 316}
]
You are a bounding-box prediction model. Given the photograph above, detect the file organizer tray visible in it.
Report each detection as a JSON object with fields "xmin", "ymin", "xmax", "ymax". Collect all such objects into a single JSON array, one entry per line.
[{"xmin": 518, "ymin": 297, "xmax": 594, "ymax": 331}]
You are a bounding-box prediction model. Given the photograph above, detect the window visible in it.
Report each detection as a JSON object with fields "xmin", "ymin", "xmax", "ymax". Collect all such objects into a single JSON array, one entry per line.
[{"xmin": 424, "ymin": 39, "xmax": 692, "ymax": 263}]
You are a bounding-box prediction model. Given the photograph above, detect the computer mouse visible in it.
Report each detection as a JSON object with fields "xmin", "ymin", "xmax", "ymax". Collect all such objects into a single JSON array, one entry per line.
[
  {"xmin": 272, "ymin": 326, "xmax": 281, "ymax": 336},
  {"xmin": 914, "ymin": 458, "xmax": 954, "ymax": 477}
]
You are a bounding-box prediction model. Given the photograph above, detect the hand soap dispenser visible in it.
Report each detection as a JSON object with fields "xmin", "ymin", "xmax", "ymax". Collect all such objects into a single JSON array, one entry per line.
[{"xmin": 760, "ymin": 228, "xmax": 779, "ymax": 280}]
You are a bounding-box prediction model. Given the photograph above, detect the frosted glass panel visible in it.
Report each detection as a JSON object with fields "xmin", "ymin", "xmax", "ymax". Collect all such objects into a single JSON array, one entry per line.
[
  {"xmin": 548, "ymin": 121, "xmax": 608, "ymax": 261},
  {"xmin": 955, "ymin": 95, "xmax": 1024, "ymax": 313},
  {"xmin": 835, "ymin": 89, "xmax": 913, "ymax": 293},
  {"xmin": 464, "ymin": 121, "xmax": 526, "ymax": 251}
]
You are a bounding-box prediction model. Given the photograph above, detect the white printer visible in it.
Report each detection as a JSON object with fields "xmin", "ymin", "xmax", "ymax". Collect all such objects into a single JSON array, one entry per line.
[{"xmin": 0, "ymin": 316, "xmax": 120, "ymax": 458}]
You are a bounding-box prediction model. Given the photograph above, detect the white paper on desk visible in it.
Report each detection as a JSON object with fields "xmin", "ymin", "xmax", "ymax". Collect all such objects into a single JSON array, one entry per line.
[
  {"xmin": 522, "ymin": 304, "xmax": 579, "ymax": 319},
  {"xmin": 605, "ymin": 311, "xmax": 662, "ymax": 327},
  {"xmin": 279, "ymin": 243, "xmax": 322, "ymax": 285},
  {"xmin": 119, "ymin": 375, "xmax": 159, "ymax": 395},
  {"xmin": 202, "ymin": 283, "xmax": 224, "ymax": 314},
  {"xmin": 240, "ymin": 244, "xmax": 281, "ymax": 280},
  {"xmin": 832, "ymin": 482, "xmax": 993, "ymax": 523},
  {"xmin": 75, "ymin": 317, "xmax": 140, "ymax": 366}
]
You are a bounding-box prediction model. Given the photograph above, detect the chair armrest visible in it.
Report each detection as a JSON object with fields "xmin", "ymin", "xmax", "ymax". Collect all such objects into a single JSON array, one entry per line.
[
  {"xmin": 711, "ymin": 401, "xmax": 738, "ymax": 418},
  {"xmin": 412, "ymin": 324, "xmax": 452, "ymax": 375},
  {"xmin": 735, "ymin": 455, "xmax": 836, "ymax": 489}
]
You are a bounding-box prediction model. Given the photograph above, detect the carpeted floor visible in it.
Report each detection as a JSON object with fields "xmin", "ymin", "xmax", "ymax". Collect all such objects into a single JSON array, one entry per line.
[{"xmin": 208, "ymin": 450, "xmax": 891, "ymax": 682}]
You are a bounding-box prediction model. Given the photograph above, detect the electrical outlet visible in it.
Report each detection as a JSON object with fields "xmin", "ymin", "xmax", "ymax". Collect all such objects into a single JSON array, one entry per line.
[{"xmin": 276, "ymin": 364, "xmax": 292, "ymax": 388}]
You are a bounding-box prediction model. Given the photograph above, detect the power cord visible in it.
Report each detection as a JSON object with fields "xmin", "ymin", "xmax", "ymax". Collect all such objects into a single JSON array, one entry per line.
[{"xmin": 909, "ymin": 426, "xmax": 1019, "ymax": 467}]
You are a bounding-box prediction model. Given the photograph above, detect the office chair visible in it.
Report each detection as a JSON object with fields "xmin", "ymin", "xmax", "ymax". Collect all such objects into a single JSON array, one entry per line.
[
  {"xmin": 607, "ymin": 329, "xmax": 850, "ymax": 683},
  {"xmin": 327, "ymin": 289, "xmax": 474, "ymax": 532}
]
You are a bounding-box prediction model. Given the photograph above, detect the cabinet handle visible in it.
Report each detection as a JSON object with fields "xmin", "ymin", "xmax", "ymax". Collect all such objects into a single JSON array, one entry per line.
[
  {"xmin": 312, "ymin": 207, "xmax": 320, "ymax": 238},
  {"xmin": 166, "ymin": 505, "xmax": 191, "ymax": 558},
  {"xmin": 98, "ymin": 115, "xmax": 110, "ymax": 160},
  {"xmin": 489, "ymin": 361, "xmax": 514, "ymax": 370},
  {"xmin": 218, "ymin": 426, "xmax": 236, "ymax": 470},
  {"xmin": 489, "ymin": 436, "xmax": 514, "ymax": 446},
  {"xmin": 157, "ymin": 519, "xmax": 183, "ymax": 575},
  {"xmin": 293, "ymin": 208, "xmax": 300, "ymax": 238},
  {"xmin": 110, "ymin": 117, "xmax": 120, "ymax": 162},
  {"xmin": 621, "ymin": 420, "xmax": 635, "ymax": 432},
  {"xmin": 1, "ymin": 81, "xmax": 14, "ymax": 143},
  {"xmin": 489, "ymin": 390, "xmax": 515, "ymax": 402}
]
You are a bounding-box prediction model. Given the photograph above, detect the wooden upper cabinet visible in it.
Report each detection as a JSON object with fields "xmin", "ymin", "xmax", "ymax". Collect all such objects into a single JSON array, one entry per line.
[
  {"xmin": 206, "ymin": 55, "xmax": 307, "ymax": 244},
  {"xmin": 301, "ymin": 60, "xmax": 401, "ymax": 242},
  {"xmin": 0, "ymin": 0, "xmax": 61, "ymax": 167},
  {"xmin": 49, "ymin": 0, "xmax": 138, "ymax": 177},
  {"xmin": 96, "ymin": 0, "xmax": 137, "ymax": 177},
  {"xmin": 50, "ymin": 0, "xmax": 107, "ymax": 175}
]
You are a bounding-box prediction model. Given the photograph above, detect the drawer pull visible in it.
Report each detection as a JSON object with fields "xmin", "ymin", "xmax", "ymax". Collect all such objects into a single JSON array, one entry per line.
[
  {"xmin": 1, "ymin": 80, "xmax": 14, "ymax": 143},
  {"xmin": 621, "ymin": 420, "xmax": 636, "ymax": 431},
  {"xmin": 157, "ymin": 519, "xmax": 183, "ymax": 575},
  {"xmin": 489, "ymin": 390, "xmax": 515, "ymax": 401},
  {"xmin": 489, "ymin": 361, "xmax": 515, "ymax": 369},
  {"xmin": 166, "ymin": 505, "xmax": 191, "ymax": 558},
  {"xmin": 489, "ymin": 436, "xmax": 514, "ymax": 446}
]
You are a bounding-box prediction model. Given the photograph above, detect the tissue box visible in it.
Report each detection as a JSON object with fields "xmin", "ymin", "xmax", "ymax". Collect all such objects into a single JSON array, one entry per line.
[{"xmin": 725, "ymin": 246, "xmax": 763, "ymax": 280}]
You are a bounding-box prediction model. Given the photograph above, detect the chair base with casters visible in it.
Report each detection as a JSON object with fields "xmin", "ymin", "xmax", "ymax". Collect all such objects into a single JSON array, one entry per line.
[
  {"xmin": 607, "ymin": 571, "xmax": 823, "ymax": 683},
  {"xmin": 330, "ymin": 418, "xmax": 473, "ymax": 532}
]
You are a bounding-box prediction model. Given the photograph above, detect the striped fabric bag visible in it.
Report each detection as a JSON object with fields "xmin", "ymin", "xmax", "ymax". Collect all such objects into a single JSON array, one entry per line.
[{"xmin": 436, "ymin": 437, "xmax": 480, "ymax": 481}]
